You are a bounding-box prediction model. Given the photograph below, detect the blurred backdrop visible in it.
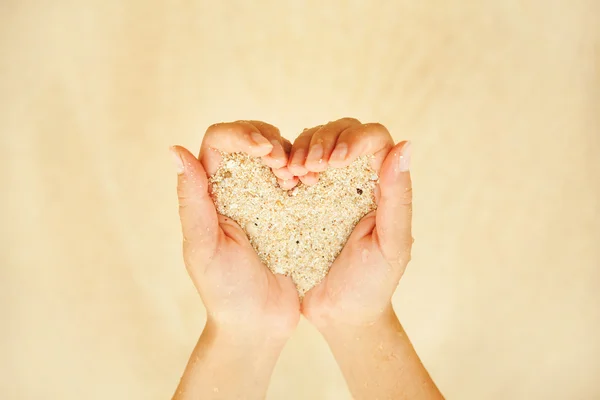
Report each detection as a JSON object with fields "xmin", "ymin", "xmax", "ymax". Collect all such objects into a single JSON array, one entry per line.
[{"xmin": 1, "ymin": 1, "xmax": 599, "ymax": 399}]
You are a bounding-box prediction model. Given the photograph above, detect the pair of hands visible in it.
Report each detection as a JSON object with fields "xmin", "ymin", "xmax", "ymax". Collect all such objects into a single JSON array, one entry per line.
[{"xmin": 171, "ymin": 117, "xmax": 413, "ymax": 344}]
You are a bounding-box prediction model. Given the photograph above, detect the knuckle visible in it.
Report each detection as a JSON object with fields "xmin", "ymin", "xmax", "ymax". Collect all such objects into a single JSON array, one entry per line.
[
  {"xmin": 339, "ymin": 117, "xmax": 361, "ymax": 125},
  {"xmin": 213, "ymin": 120, "xmax": 249, "ymax": 131},
  {"xmin": 363, "ymin": 122, "xmax": 389, "ymax": 135},
  {"xmin": 399, "ymin": 188, "xmax": 413, "ymax": 206},
  {"xmin": 301, "ymin": 125, "xmax": 322, "ymax": 137},
  {"xmin": 205, "ymin": 122, "xmax": 238, "ymax": 141},
  {"xmin": 266, "ymin": 123, "xmax": 281, "ymax": 135},
  {"xmin": 312, "ymin": 124, "xmax": 328, "ymax": 135},
  {"xmin": 248, "ymin": 120, "xmax": 281, "ymax": 137},
  {"xmin": 313, "ymin": 127, "xmax": 341, "ymax": 142},
  {"xmin": 205, "ymin": 122, "xmax": 227, "ymax": 134}
]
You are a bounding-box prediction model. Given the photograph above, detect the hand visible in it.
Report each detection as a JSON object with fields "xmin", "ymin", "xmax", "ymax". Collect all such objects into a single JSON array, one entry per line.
[
  {"xmin": 295, "ymin": 118, "xmax": 413, "ymax": 329},
  {"xmin": 287, "ymin": 120, "xmax": 441, "ymax": 400},
  {"xmin": 171, "ymin": 120, "xmax": 301, "ymax": 340}
]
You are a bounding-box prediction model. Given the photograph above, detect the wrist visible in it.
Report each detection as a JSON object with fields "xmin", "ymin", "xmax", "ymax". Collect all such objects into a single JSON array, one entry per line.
[
  {"xmin": 179, "ymin": 316, "xmax": 288, "ymax": 399},
  {"xmin": 205, "ymin": 316, "xmax": 290, "ymax": 352},
  {"xmin": 317, "ymin": 303, "xmax": 400, "ymax": 342}
]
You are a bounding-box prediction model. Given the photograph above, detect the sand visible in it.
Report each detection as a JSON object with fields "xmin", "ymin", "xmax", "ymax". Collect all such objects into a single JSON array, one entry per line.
[{"xmin": 209, "ymin": 153, "xmax": 378, "ymax": 296}]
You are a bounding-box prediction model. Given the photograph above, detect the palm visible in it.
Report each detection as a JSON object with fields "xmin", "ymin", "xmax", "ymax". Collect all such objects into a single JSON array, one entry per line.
[
  {"xmin": 189, "ymin": 219, "xmax": 300, "ymax": 332},
  {"xmin": 302, "ymin": 211, "xmax": 405, "ymax": 325},
  {"xmin": 173, "ymin": 119, "xmax": 302, "ymax": 337},
  {"xmin": 301, "ymin": 139, "xmax": 413, "ymax": 326}
]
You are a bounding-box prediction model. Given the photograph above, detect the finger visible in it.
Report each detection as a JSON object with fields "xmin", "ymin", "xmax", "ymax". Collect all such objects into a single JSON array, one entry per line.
[
  {"xmin": 272, "ymin": 137, "xmax": 295, "ymax": 180},
  {"xmin": 329, "ymin": 123, "xmax": 394, "ymax": 171},
  {"xmin": 298, "ymin": 171, "xmax": 319, "ymax": 186},
  {"xmin": 274, "ymin": 273, "xmax": 296, "ymax": 291},
  {"xmin": 218, "ymin": 214, "xmax": 251, "ymax": 246},
  {"xmin": 288, "ymin": 126, "xmax": 321, "ymax": 176},
  {"xmin": 171, "ymin": 145, "xmax": 219, "ymax": 260},
  {"xmin": 200, "ymin": 121, "xmax": 274, "ymax": 175},
  {"xmin": 281, "ymin": 137, "xmax": 293, "ymax": 154},
  {"xmin": 374, "ymin": 141, "xmax": 413, "ymax": 265},
  {"xmin": 306, "ymin": 118, "xmax": 361, "ymax": 172},
  {"xmin": 277, "ymin": 176, "xmax": 299, "ymax": 190},
  {"xmin": 272, "ymin": 166, "xmax": 295, "ymax": 181},
  {"xmin": 244, "ymin": 120, "xmax": 288, "ymax": 169},
  {"xmin": 348, "ymin": 210, "xmax": 377, "ymax": 240}
]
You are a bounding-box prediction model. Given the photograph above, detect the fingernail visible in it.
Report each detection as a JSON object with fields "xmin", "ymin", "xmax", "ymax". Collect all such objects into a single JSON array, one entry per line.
[
  {"xmin": 330, "ymin": 142, "xmax": 348, "ymax": 162},
  {"xmin": 170, "ymin": 146, "xmax": 185, "ymax": 175},
  {"xmin": 291, "ymin": 148, "xmax": 306, "ymax": 166},
  {"xmin": 307, "ymin": 143, "xmax": 324, "ymax": 164},
  {"xmin": 398, "ymin": 141, "xmax": 411, "ymax": 172},
  {"xmin": 250, "ymin": 132, "xmax": 273, "ymax": 148},
  {"xmin": 274, "ymin": 166, "xmax": 294, "ymax": 180},
  {"xmin": 270, "ymin": 139, "xmax": 283, "ymax": 155}
]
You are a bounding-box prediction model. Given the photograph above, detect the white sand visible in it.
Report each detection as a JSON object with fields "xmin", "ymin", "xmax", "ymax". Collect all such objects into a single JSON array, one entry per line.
[{"xmin": 209, "ymin": 153, "xmax": 378, "ymax": 295}]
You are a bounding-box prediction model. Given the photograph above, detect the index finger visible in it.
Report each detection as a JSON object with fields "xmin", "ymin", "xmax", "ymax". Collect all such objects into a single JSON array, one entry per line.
[
  {"xmin": 199, "ymin": 121, "xmax": 274, "ymax": 175},
  {"xmin": 328, "ymin": 123, "xmax": 394, "ymax": 171}
]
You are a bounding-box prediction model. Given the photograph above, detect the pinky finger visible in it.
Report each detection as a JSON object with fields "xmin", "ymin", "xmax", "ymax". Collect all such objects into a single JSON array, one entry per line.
[
  {"xmin": 298, "ymin": 172, "xmax": 319, "ymax": 186},
  {"xmin": 329, "ymin": 123, "xmax": 393, "ymax": 170},
  {"xmin": 278, "ymin": 176, "xmax": 299, "ymax": 190}
]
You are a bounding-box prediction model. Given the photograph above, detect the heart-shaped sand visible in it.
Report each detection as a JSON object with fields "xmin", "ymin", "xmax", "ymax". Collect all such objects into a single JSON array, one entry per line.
[{"xmin": 209, "ymin": 153, "xmax": 378, "ymax": 295}]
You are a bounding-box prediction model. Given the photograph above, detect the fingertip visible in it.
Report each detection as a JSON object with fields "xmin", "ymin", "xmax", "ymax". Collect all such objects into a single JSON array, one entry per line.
[
  {"xmin": 261, "ymin": 139, "xmax": 288, "ymax": 168},
  {"xmin": 171, "ymin": 144, "xmax": 189, "ymax": 159},
  {"xmin": 304, "ymin": 160, "xmax": 328, "ymax": 173},
  {"xmin": 170, "ymin": 146, "xmax": 185, "ymax": 175},
  {"xmin": 304, "ymin": 142, "xmax": 330, "ymax": 172},
  {"xmin": 250, "ymin": 131, "xmax": 273, "ymax": 148},
  {"xmin": 288, "ymin": 148, "xmax": 309, "ymax": 176},
  {"xmin": 277, "ymin": 176, "xmax": 299, "ymax": 190},
  {"xmin": 298, "ymin": 172, "xmax": 319, "ymax": 186},
  {"xmin": 263, "ymin": 156, "xmax": 288, "ymax": 169},
  {"xmin": 249, "ymin": 143, "xmax": 274, "ymax": 158},
  {"xmin": 288, "ymin": 164, "xmax": 309, "ymax": 176},
  {"xmin": 328, "ymin": 142, "xmax": 349, "ymax": 168},
  {"xmin": 272, "ymin": 166, "xmax": 295, "ymax": 181},
  {"xmin": 398, "ymin": 141, "xmax": 411, "ymax": 172},
  {"xmin": 172, "ymin": 145, "xmax": 207, "ymax": 178},
  {"xmin": 175, "ymin": 146, "xmax": 219, "ymax": 249}
]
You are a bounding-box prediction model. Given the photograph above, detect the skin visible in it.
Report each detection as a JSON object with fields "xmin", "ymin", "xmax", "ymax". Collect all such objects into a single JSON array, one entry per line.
[
  {"xmin": 171, "ymin": 121, "xmax": 300, "ymax": 400},
  {"xmin": 291, "ymin": 119, "xmax": 444, "ymax": 400},
  {"xmin": 170, "ymin": 119, "xmax": 443, "ymax": 400}
]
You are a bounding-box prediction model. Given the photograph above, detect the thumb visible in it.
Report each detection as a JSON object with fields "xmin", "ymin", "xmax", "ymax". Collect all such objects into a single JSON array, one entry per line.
[
  {"xmin": 170, "ymin": 145, "xmax": 219, "ymax": 259},
  {"xmin": 375, "ymin": 141, "xmax": 413, "ymax": 266}
]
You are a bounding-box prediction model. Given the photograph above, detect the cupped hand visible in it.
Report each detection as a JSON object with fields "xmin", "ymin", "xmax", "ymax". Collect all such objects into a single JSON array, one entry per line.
[
  {"xmin": 171, "ymin": 121, "xmax": 301, "ymax": 340},
  {"xmin": 295, "ymin": 119, "xmax": 414, "ymax": 329}
]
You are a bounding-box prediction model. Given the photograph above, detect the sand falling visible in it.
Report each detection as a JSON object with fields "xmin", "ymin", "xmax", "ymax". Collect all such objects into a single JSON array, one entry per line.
[{"xmin": 209, "ymin": 152, "xmax": 378, "ymax": 296}]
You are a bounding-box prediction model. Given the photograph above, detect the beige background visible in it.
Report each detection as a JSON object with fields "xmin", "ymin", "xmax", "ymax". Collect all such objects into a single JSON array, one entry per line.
[{"xmin": 1, "ymin": 1, "xmax": 599, "ymax": 399}]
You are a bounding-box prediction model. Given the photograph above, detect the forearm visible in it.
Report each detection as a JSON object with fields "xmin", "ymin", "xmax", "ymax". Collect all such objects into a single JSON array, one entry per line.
[
  {"xmin": 320, "ymin": 306, "xmax": 443, "ymax": 400},
  {"xmin": 173, "ymin": 318, "xmax": 286, "ymax": 400}
]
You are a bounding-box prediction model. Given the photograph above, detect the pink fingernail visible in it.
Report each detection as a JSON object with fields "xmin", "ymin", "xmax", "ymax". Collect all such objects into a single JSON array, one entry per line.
[
  {"xmin": 170, "ymin": 147, "xmax": 185, "ymax": 175},
  {"xmin": 290, "ymin": 148, "xmax": 306, "ymax": 166},
  {"xmin": 398, "ymin": 141, "xmax": 411, "ymax": 172},
  {"xmin": 330, "ymin": 142, "xmax": 348, "ymax": 162},
  {"xmin": 270, "ymin": 139, "xmax": 283, "ymax": 154},
  {"xmin": 306, "ymin": 143, "xmax": 324, "ymax": 164},
  {"xmin": 250, "ymin": 132, "xmax": 273, "ymax": 147}
]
